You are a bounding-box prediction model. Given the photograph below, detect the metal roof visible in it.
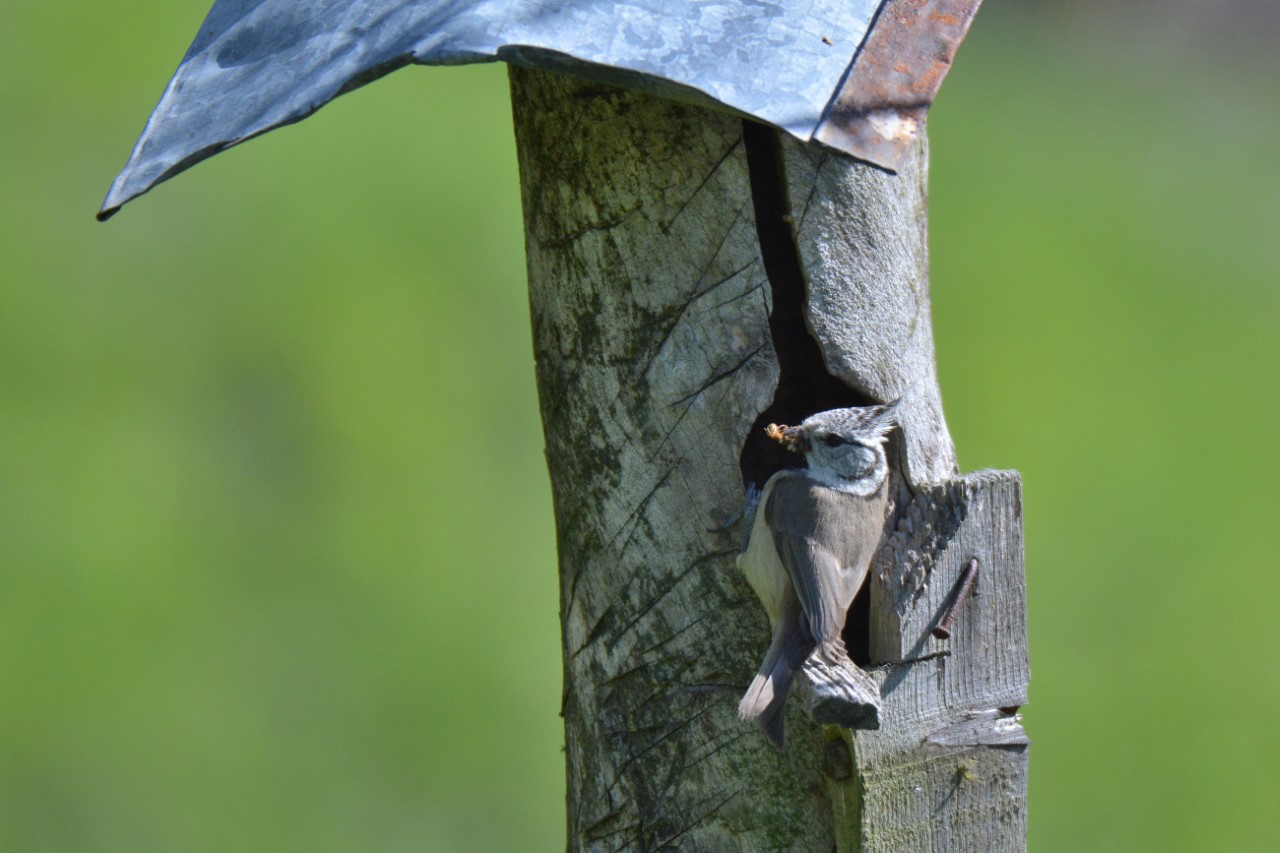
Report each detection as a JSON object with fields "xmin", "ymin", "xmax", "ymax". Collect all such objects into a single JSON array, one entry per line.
[{"xmin": 99, "ymin": 0, "xmax": 982, "ymax": 219}]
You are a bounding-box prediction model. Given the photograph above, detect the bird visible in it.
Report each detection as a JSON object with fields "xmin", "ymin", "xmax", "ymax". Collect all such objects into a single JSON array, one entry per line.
[{"xmin": 737, "ymin": 402, "xmax": 898, "ymax": 749}]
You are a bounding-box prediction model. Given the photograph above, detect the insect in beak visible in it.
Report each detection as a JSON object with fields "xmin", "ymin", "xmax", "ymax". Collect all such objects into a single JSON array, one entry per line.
[{"xmin": 765, "ymin": 423, "xmax": 809, "ymax": 453}]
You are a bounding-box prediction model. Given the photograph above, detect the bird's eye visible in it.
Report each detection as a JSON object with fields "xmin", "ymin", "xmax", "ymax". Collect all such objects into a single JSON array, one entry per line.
[{"xmin": 823, "ymin": 434, "xmax": 846, "ymax": 448}]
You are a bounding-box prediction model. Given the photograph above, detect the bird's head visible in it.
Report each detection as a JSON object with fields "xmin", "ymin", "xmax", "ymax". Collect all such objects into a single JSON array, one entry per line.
[{"xmin": 766, "ymin": 402, "xmax": 898, "ymax": 495}]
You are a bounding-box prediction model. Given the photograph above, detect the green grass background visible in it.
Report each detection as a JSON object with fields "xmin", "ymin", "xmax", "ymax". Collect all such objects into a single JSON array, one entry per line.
[{"xmin": 2, "ymin": 1, "xmax": 1277, "ymax": 849}]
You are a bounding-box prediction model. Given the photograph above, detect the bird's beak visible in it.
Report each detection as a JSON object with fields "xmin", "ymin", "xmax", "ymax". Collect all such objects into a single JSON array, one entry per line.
[{"xmin": 765, "ymin": 423, "xmax": 809, "ymax": 453}]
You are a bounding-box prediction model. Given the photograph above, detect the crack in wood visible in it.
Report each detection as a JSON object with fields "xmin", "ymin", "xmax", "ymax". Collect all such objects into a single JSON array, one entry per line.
[
  {"xmin": 666, "ymin": 138, "xmax": 744, "ymax": 228},
  {"xmin": 738, "ymin": 120, "xmax": 871, "ymax": 490}
]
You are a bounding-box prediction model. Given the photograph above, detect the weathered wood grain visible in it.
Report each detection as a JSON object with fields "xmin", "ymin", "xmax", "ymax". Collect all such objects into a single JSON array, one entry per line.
[
  {"xmin": 779, "ymin": 137, "xmax": 958, "ymax": 486},
  {"xmin": 511, "ymin": 65, "xmax": 829, "ymax": 851},
  {"xmin": 509, "ymin": 65, "xmax": 1028, "ymax": 852},
  {"xmin": 838, "ymin": 469, "xmax": 1031, "ymax": 852}
]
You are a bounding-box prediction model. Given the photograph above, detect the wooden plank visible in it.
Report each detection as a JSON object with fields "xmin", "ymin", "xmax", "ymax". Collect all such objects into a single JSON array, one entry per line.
[{"xmin": 827, "ymin": 470, "xmax": 1030, "ymax": 852}]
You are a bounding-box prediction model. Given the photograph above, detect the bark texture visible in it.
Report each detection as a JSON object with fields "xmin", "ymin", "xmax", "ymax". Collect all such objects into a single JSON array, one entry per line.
[{"xmin": 509, "ymin": 64, "xmax": 1028, "ymax": 852}]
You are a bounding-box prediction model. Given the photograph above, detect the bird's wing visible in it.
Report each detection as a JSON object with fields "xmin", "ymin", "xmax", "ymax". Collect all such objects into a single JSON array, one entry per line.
[{"xmin": 766, "ymin": 475, "xmax": 850, "ymax": 648}]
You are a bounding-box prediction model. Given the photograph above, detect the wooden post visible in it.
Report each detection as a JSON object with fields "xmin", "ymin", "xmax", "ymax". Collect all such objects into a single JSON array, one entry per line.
[{"xmin": 509, "ymin": 65, "xmax": 1029, "ymax": 851}]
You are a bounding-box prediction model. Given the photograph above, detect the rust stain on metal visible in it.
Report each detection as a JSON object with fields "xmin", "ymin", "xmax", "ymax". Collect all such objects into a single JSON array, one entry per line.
[{"xmin": 816, "ymin": 0, "xmax": 985, "ymax": 171}]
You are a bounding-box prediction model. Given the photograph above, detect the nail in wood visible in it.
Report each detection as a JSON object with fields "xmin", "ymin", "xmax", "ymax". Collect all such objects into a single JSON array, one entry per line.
[{"xmin": 932, "ymin": 557, "xmax": 979, "ymax": 640}]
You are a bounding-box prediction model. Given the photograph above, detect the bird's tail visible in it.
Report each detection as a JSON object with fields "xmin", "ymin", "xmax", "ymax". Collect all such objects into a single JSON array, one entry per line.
[{"xmin": 738, "ymin": 618, "xmax": 812, "ymax": 750}]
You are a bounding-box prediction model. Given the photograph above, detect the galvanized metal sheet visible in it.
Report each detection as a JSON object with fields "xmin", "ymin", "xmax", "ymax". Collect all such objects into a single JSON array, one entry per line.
[{"xmin": 99, "ymin": 0, "xmax": 885, "ymax": 218}]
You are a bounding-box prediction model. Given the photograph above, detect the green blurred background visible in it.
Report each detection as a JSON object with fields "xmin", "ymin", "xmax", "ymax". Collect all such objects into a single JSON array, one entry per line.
[{"xmin": 2, "ymin": 0, "xmax": 1277, "ymax": 849}]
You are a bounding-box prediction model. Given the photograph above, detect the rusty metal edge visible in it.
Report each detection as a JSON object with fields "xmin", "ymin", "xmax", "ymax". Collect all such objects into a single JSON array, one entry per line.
[{"xmin": 815, "ymin": 0, "xmax": 984, "ymax": 171}]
